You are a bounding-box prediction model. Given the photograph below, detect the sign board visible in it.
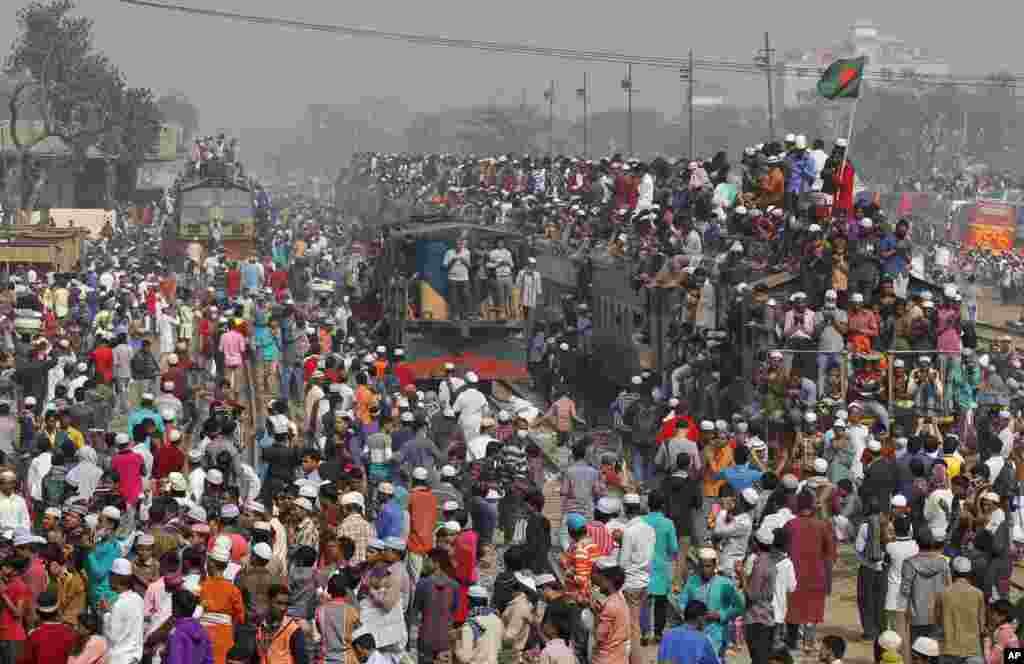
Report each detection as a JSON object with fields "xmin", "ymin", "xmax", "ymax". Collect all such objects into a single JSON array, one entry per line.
[
  {"xmin": 136, "ymin": 161, "xmax": 182, "ymax": 190},
  {"xmin": 0, "ymin": 121, "xmax": 47, "ymax": 148},
  {"xmin": 148, "ymin": 124, "xmax": 181, "ymax": 161},
  {"xmin": 965, "ymin": 201, "xmax": 1016, "ymax": 252},
  {"xmin": 48, "ymin": 209, "xmax": 115, "ymax": 239}
]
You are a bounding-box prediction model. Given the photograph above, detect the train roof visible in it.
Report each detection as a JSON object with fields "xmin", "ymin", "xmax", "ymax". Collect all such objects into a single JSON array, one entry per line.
[
  {"xmin": 387, "ymin": 217, "xmax": 525, "ymax": 239},
  {"xmin": 177, "ymin": 175, "xmax": 252, "ymax": 194}
]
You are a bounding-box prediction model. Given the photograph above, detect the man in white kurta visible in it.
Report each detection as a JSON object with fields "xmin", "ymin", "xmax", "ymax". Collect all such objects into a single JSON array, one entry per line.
[
  {"xmin": 105, "ymin": 559, "xmax": 145, "ymax": 664},
  {"xmin": 0, "ymin": 470, "xmax": 30, "ymax": 530},
  {"xmin": 453, "ymin": 372, "xmax": 487, "ymax": 442}
]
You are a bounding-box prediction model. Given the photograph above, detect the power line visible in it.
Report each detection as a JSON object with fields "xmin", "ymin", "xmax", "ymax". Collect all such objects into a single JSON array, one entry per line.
[{"xmin": 119, "ymin": 0, "xmax": 1024, "ymax": 90}]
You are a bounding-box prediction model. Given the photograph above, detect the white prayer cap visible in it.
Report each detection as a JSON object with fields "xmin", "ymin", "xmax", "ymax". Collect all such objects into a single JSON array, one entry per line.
[
  {"xmin": 878, "ymin": 630, "xmax": 902, "ymax": 651},
  {"xmin": 911, "ymin": 638, "xmax": 940, "ymax": 659}
]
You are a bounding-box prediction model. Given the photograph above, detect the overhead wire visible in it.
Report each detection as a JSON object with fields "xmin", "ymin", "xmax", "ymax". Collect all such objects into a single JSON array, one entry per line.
[{"xmin": 118, "ymin": 0, "xmax": 1024, "ymax": 89}]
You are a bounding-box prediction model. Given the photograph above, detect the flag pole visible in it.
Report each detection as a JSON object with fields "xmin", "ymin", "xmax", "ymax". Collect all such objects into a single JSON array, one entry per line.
[
  {"xmin": 838, "ymin": 57, "xmax": 867, "ymax": 178},
  {"xmin": 839, "ymin": 95, "xmax": 859, "ymax": 177}
]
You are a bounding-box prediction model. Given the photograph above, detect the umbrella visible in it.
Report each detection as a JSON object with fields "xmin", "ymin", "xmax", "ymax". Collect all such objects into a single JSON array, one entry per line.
[{"xmin": 402, "ymin": 352, "xmax": 529, "ymax": 382}]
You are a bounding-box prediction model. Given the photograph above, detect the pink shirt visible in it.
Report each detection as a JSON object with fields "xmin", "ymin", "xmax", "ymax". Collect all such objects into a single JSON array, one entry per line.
[
  {"xmin": 111, "ymin": 450, "xmax": 145, "ymax": 505},
  {"xmin": 593, "ymin": 592, "xmax": 629, "ymax": 664},
  {"xmin": 219, "ymin": 330, "xmax": 247, "ymax": 368}
]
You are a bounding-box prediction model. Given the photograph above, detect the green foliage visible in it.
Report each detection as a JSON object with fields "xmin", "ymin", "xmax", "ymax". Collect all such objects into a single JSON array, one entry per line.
[{"xmin": 5, "ymin": 0, "xmax": 164, "ymax": 164}]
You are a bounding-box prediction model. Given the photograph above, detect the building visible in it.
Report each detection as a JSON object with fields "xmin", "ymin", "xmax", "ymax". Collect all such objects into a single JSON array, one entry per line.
[{"xmin": 779, "ymin": 20, "xmax": 951, "ymax": 107}]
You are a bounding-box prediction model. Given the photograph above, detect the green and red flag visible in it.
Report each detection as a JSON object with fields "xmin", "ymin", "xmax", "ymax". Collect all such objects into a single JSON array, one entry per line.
[{"xmin": 817, "ymin": 56, "xmax": 867, "ymax": 99}]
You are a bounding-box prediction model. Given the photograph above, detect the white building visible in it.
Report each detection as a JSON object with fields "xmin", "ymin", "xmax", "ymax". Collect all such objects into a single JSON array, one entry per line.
[{"xmin": 780, "ymin": 20, "xmax": 951, "ymax": 106}]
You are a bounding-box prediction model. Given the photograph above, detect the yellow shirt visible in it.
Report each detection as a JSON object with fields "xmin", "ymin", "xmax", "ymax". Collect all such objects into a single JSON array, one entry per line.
[
  {"xmin": 943, "ymin": 453, "xmax": 962, "ymax": 479},
  {"xmin": 65, "ymin": 427, "xmax": 85, "ymax": 449}
]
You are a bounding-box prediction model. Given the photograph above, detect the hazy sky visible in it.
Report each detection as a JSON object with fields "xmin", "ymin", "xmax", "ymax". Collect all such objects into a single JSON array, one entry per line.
[{"xmin": 2, "ymin": 0, "xmax": 1021, "ymax": 133}]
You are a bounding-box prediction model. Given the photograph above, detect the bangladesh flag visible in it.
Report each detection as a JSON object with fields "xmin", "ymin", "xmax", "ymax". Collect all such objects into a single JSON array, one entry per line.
[{"xmin": 817, "ymin": 56, "xmax": 867, "ymax": 99}]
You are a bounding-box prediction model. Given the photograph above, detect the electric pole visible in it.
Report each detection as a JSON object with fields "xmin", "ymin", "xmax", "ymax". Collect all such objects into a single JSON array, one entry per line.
[
  {"xmin": 680, "ymin": 50, "xmax": 695, "ymax": 156},
  {"xmin": 544, "ymin": 80, "xmax": 555, "ymax": 156},
  {"xmin": 576, "ymin": 73, "xmax": 589, "ymax": 158},
  {"xmin": 756, "ymin": 32, "xmax": 776, "ymax": 141},
  {"xmin": 622, "ymin": 65, "xmax": 635, "ymax": 155}
]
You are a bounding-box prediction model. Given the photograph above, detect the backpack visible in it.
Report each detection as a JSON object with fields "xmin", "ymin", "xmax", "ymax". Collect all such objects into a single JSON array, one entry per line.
[{"xmin": 627, "ymin": 401, "xmax": 661, "ymax": 448}]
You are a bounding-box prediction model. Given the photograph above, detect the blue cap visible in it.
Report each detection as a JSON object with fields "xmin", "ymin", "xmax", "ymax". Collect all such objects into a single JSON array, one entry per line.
[{"xmin": 566, "ymin": 513, "xmax": 587, "ymax": 531}]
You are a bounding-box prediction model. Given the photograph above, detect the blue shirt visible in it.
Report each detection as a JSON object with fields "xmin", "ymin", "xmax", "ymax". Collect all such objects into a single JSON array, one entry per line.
[
  {"xmin": 879, "ymin": 234, "xmax": 906, "ymax": 276},
  {"xmin": 85, "ymin": 537, "xmax": 122, "ymax": 607},
  {"xmin": 657, "ymin": 625, "xmax": 719, "ymax": 664},
  {"xmin": 241, "ymin": 262, "xmax": 262, "ymax": 291},
  {"xmin": 713, "ymin": 463, "xmax": 763, "ymax": 493},
  {"xmin": 128, "ymin": 407, "xmax": 165, "ymax": 436},
  {"xmin": 376, "ymin": 500, "xmax": 406, "ymax": 539}
]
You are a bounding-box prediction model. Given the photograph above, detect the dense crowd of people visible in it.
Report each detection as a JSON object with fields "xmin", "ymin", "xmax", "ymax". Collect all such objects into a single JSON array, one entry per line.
[
  {"xmin": 338, "ymin": 142, "xmax": 1024, "ymax": 664},
  {"xmin": 0, "ymin": 133, "xmax": 1020, "ymax": 664}
]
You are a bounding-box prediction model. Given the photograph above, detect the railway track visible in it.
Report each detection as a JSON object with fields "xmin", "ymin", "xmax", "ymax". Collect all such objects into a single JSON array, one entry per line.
[{"xmin": 242, "ymin": 355, "xmax": 262, "ymax": 467}]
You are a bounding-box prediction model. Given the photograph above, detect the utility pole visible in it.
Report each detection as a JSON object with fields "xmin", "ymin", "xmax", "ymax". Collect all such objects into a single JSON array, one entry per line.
[
  {"xmin": 680, "ymin": 50, "xmax": 695, "ymax": 156},
  {"xmin": 622, "ymin": 65, "xmax": 635, "ymax": 155},
  {"xmin": 577, "ymin": 73, "xmax": 589, "ymax": 158},
  {"xmin": 544, "ymin": 80, "xmax": 555, "ymax": 156},
  {"xmin": 757, "ymin": 32, "xmax": 776, "ymax": 141}
]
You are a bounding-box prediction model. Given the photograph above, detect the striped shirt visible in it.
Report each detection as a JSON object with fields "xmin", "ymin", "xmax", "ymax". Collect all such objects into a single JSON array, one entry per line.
[
  {"xmin": 586, "ymin": 521, "xmax": 616, "ymax": 557},
  {"xmin": 561, "ymin": 536, "xmax": 600, "ymax": 601}
]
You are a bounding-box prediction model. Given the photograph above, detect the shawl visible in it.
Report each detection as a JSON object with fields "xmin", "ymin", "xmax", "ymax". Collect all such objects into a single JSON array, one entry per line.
[{"xmin": 66, "ymin": 446, "xmax": 103, "ymax": 501}]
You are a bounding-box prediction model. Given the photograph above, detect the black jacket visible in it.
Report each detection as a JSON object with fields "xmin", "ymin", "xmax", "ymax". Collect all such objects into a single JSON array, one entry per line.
[{"xmin": 662, "ymin": 472, "xmax": 703, "ymax": 537}]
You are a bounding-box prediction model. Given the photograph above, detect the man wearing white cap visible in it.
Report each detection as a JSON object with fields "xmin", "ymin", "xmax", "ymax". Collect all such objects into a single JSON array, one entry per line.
[
  {"xmin": 453, "ymin": 371, "xmax": 487, "ymax": 443},
  {"xmin": 619, "ymin": 492, "xmax": 655, "ymax": 664},
  {"xmin": 935, "ymin": 556, "xmax": 984, "ymax": 663},
  {"xmin": 339, "ymin": 491, "xmax": 374, "ymax": 564},
  {"xmin": 454, "ymin": 585, "xmax": 502, "ymax": 664},
  {"xmin": 815, "ymin": 288, "xmax": 848, "ymax": 395},
  {"xmin": 829, "ymin": 137, "xmax": 856, "ymax": 216},
  {"xmin": 883, "ymin": 512, "xmax": 918, "ymax": 660},
  {"xmin": 198, "ymin": 536, "xmax": 246, "ymax": 664},
  {"xmin": 105, "ymin": 558, "xmax": 145, "ymax": 664},
  {"xmin": 128, "ymin": 391, "xmax": 165, "ymax": 438},
  {"xmin": 678, "ymin": 547, "xmax": 743, "ymax": 656},
  {"xmin": 437, "ymin": 364, "xmax": 465, "ymax": 411},
  {"xmin": 434, "ymin": 465, "xmax": 463, "ymax": 509}
]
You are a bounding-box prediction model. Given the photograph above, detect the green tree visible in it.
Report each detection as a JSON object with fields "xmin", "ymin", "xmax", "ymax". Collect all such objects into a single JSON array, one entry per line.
[
  {"xmin": 3, "ymin": 0, "xmax": 161, "ymax": 213},
  {"xmin": 101, "ymin": 85, "xmax": 162, "ymax": 166}
]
